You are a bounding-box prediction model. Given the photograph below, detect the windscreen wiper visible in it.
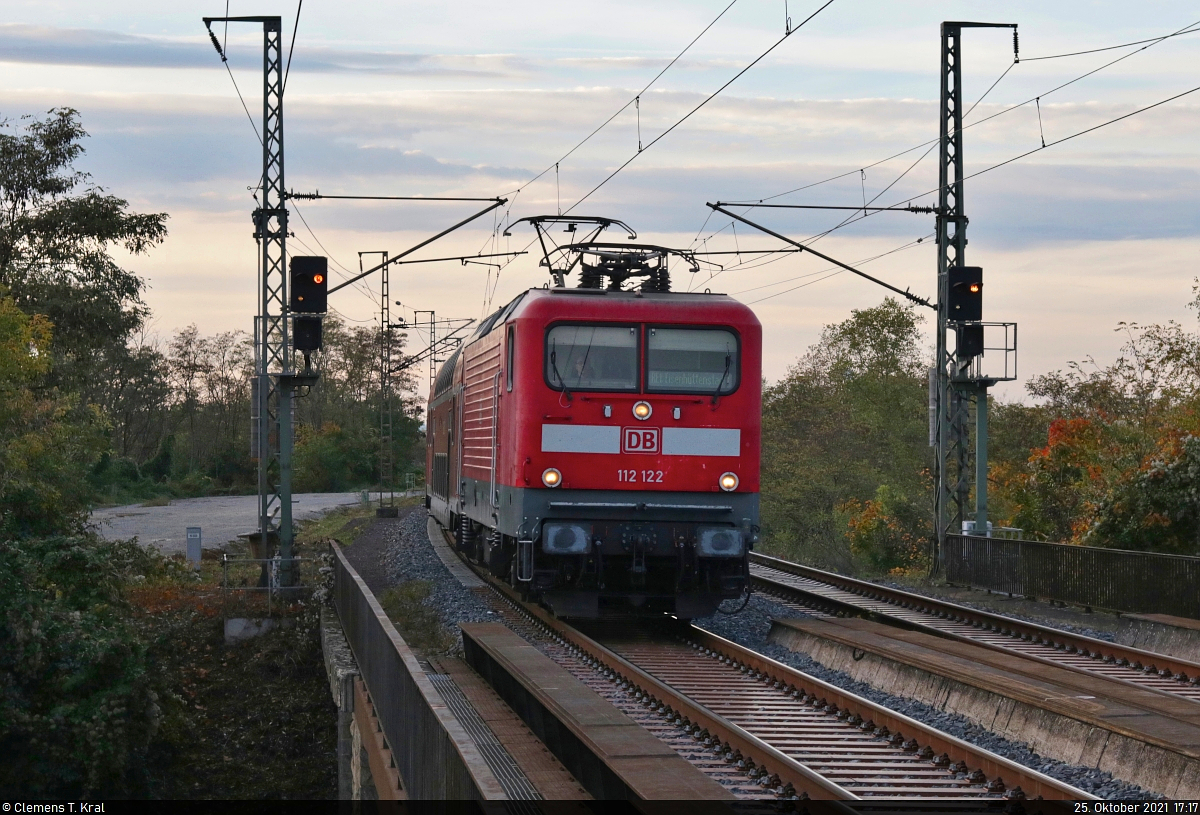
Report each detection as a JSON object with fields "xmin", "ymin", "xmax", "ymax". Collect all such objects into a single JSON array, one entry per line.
[
  {"xmin": 549, "ymin": 342, "xmax": 572, "ymax": 402},
  {"xmin": 711, "ymin": 353, "xmax": 732, "ymax": 406}
]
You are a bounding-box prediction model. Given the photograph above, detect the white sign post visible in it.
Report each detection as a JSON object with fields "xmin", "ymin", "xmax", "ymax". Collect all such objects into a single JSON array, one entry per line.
[{"xmin": 186, "ymin": 527, "xmax": 202, "ymax": 569}]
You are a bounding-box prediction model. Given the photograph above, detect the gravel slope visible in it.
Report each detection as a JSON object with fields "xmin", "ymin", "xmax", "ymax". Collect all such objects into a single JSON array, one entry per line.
[{"xmin": 383, "ymin": 510, "xmax": 496, "ymax": 651}]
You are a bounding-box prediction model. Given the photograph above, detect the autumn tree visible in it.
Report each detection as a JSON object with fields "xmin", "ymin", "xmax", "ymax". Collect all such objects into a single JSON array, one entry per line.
[
  {"xmin": 292, "ymin": 315, "xmax": 422, "ymax": 492},
  {"xmin": 760, "ymin": 298, "xmax": 932, "ymax": 573},
  {"xmin": 0, "ymin": 108, "xmax": 168, "ymax": 405},
  {"xmin": 992, "ymin": 284, "xmax": 1200, "ymax": 552}
]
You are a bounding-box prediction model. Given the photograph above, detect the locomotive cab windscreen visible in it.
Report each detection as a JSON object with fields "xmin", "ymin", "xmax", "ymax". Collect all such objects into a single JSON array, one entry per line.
[
  {"xmin": 545, "ymin": 324, "xmax": 639, "ymax": 392},
  {"xmin": 545, "ymin": 323, "xmax": 741, "ymax": 394},
  {"xmin": 646, "ymin": 327, "xmax": 739, "ymax": 394}
]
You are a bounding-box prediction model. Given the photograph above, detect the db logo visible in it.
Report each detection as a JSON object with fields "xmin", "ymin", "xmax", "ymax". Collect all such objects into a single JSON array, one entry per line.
[{"xmin": 622, "ymin": 427, "xmax": 660, "ymax": 454}]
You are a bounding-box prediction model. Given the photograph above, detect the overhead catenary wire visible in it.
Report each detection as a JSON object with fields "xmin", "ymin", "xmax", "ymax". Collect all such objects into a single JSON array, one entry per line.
[
  {"xmin": 685, "ymin": 60, "xmax": 983, "ymax": 253},
  {"xmin": 1022, "ymin": 22, "xmax": 1200, "ymax": 61},
  {"xmin": 291, "ymin": 203, "xmax": 380, "ymax": 306},
  {"xmin": 946, "ymin": 81, "xmax": 1200, "ymax": 192},
  {"xmin": 738, "ymin": 234, "xmax": 934, "ymax": 304},
  {"xmin": 283, "ymin": 0, "xmax": 302, "ymax": 94},
  {"xmin": 435, "ymin": 12, "xmax": 1193, "ymax": 311},
  {"xmin": 288, "ymin": 192, "xmax": 503, "ymax": 202},
  {"xmin": 328, "ymin": 199, "xmax": 507, "ymax": 295},
  {"xmin": 724, "ymin": 76, "xmax": 1200, "ymax": 276},
  {"xmin": 705, "ymin": 18, "xmax": 1200, "ymax": 275},
  {"xmin": 691, "ymin": 247, "xmax": 801, "ymax": 291},
  {"xmin": 488, "ymin": 2, "xmax": 831, "ymax": 290},
  {"xmin": 503, "ymin": 0, "xmax": 741, "ymax": 197},
  {"xmin": 744, "ymin": 50, "xmax": 1014, "ymax": 214},
  {"xmin": 482, "ymin": 0, "xmax": 746, "ymax": 295},
  {"xmin": 710, "ymin": 203, "xmax": 934, "ymax": 308},
  {"xmin": 853, "ymin": 79, "xmax": 1200, "ymax": 218},
  {"xmin": 565, "ymin": 0, "xmax": 838, "ymax": 213},
  {"xmin": 204, "ymin": 19, "xmax": 263, "ymax": 146},
  {"xmin": 225, "ymin": 63, "xmax": 263, "ymax": 145},
  {"xmin": 744, "ymin": 16, "xmax": 1200, "ymax": 205}
]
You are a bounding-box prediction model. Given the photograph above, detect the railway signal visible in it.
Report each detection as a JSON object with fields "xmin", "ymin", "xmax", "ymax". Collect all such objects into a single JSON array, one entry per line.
[
  {"xmin": 947, "ymin": 265, "xmax": 983, "ymax": 323},
  {"xmin": 290, "ymin": 256, "xmax": 328, "ymax": 313},
  {"xmin": 292, "ymin": 315, "xmax": 323, "ymax": 352},
  {"xmin": 955, "ymin": 324, "xmax": 984, "ymax": 360}
]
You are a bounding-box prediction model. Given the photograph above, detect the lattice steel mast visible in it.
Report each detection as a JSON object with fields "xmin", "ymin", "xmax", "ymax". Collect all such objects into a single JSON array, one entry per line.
[
  {"xmin": 934, "ymin": 21, "xmax": 1016, "ymax": 565},
  {"xmin": 361, "ymin": 251, "xmax": 397, "ymax": 516},
  {"xmin": 204, "ymin": 15, "xmax": 298, "ymax": 585}
]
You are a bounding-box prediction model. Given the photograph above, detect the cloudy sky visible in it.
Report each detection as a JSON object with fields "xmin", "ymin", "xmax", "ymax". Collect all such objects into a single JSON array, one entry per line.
[{"xmin": 4, "ymin": 0, "xmax": 1199, "ymax": 398}]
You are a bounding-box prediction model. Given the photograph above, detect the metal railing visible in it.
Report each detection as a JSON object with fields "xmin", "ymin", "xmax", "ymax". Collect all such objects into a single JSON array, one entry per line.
[
  {"xmin": 945, "ymin": 534, "xmax": 1200, "ymax": 618},
  {"xmin": 329, "ymin": 543, "xmax": 506, "ymax": 800},
  {"xmin": 221, "ymin": 555, "xmax": 310, "ymax": 616}
]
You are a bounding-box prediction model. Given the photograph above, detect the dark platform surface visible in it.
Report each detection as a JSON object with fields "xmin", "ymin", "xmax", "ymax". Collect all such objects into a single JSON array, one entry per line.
[{"xmin": 461, "ymin": 621, "xmax": 736, "ymax": 801}]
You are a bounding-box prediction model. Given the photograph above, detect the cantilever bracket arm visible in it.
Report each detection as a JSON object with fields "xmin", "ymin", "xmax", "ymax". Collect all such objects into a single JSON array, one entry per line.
[
  {"xmin": 327, "ymin": 198, "xmax": 508, "ymax": 295},
  {"xmin": 707, "ymin": 203, "xmax": 935, "ymax": 310},
  {"xmin": 203, "ymin": 16, "xmax": 280, "ymax": 22}
]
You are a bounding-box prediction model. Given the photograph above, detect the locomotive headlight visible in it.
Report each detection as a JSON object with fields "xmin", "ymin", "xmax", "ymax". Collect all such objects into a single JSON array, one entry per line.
[
  {"xmin": 542, "ymin": 468, "xmax": 562, "ymax": 488},
  {"xmin": 697, "ymin": 527, "xmax": 743, "ymax": 557},
  {"xmin": 719, "ymin": 472, "xmax": 739, "ymax": 492},
  {"xmin": 632, "ymin": 401, "xmax": 652, "ymax": 420}
]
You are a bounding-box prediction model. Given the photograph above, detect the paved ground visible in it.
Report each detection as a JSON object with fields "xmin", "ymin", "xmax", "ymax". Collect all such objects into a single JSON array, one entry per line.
[{"xmin": 90, "ymin": 492, "xmax": 378, "ymax": 555}]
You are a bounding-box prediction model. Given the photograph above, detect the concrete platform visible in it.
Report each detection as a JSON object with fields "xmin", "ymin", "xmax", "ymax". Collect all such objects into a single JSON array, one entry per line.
[
  {"xmin": 461, "ymin": 622, "xmax": 736, "ymax": 801},
  {"xmin": 770, "ymin": 614, "xmax": 1200, "ymax": 799},
  {"xmin": 1115, "ymin": 613, "xmax": 1200, "ymax": 663},
  {"xmin": 427, "ymin": 516, "xmax": 485, "ymax": 588},
  {"xmin": 912, "ymin": 580, "xmax": 1200, "ymax": 664}
]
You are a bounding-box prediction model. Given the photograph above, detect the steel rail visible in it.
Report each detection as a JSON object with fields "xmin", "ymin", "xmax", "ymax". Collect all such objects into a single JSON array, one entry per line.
[
  {"xmin": 439, "ymin": 526, "xmax": 1089, "ymax": 800},
  {"xmin": 607, "ymin": 626, "xmax": 1086, "ymax": 800},
  {"xmin": 458, "ymin": 549, "xmax": 854, "ymax": 799},
  {"xmin": 751, "ymin": 552, "xmax": 1200, "ymax": 701}
]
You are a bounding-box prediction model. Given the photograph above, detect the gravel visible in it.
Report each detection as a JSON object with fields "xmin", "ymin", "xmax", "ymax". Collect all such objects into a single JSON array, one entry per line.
[
  {"xmin": 384, "ymin": 510, "xmax": 1154, "ymax": 799},
  {"xmin": 694, "ymin": 594, "xmax": 1156, "ymax": 800},
  {"xmin": 382, "ymin": 510, "xmax": 496, "ymax": 652}
]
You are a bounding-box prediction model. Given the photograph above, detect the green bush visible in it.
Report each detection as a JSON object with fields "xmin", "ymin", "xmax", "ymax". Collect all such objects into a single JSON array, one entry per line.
[
  {"xmin": 0, "ymin": 534, "xmax": 162, "ymax": 797},
  {"xmin": 840, "ymin": 484, "xmax": 930, "ymax": 575}
]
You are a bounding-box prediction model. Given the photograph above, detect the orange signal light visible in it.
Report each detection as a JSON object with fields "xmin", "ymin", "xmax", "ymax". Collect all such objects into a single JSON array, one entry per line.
[
  {"xmin": 313, "ymin": 273, "xmax": 325, "ymax": 285},
  {"xmin": 969, "ymin": 283, "xmax": 980, "ymax": 293}
]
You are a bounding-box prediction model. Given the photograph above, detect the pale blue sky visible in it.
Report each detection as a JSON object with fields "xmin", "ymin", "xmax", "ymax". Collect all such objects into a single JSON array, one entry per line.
[{"xmin": 3, "ymin": 0, "xmax": 1199, "ymax": 396}]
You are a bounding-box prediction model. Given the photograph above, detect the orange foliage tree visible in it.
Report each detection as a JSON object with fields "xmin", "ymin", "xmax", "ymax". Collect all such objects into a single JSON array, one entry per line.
[{"xmin": 992, "ymin": 285, "xmax": 1200, "ymax": 552}]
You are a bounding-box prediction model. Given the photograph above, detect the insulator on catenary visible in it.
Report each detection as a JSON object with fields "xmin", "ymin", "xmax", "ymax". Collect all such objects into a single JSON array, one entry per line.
[{"xmin": 207, "ymin": 28, "xmax": 226, "ymax": 61}]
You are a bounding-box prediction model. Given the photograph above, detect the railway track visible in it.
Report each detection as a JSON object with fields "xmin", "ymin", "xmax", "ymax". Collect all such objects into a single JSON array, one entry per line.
[
  {"xmin": 439, "ymin": 526, "xmax": 1089, "ymax": 800},
  {"xmin": 750, "ymin": 552, "xmax": 1200, "ymax": 702}
]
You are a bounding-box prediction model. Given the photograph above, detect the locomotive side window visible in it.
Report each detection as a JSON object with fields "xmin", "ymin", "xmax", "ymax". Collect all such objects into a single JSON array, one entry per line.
[
  {"xmin": 506, "ymin": 325, "xmax": 515, "ymax": 392},
  {"xmin": 545, "ymin": 324, "xmax": 638, "ymax": 392},
  {"xmin": 646, "ymin": 327, "xmax": 739, "ymax": 394}
]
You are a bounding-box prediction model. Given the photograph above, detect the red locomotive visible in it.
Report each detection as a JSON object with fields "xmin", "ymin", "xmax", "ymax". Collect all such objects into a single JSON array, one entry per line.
[{"xmin": 426, "ymin": 217, "xmax": 761, "ymax": 618}]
